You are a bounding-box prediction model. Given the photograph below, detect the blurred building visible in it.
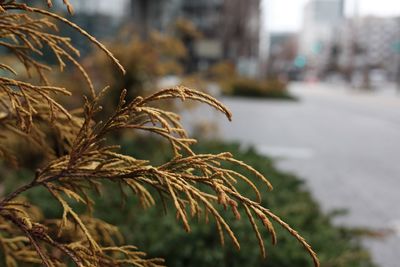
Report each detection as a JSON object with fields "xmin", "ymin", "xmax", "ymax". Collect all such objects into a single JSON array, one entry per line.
[
  {"xmin": 57, "ymin": 0, "xmax": 263, "ymax": 77},
  {"xmin": 222, "ymin": 0, "xmax": 261, "ymax": 77},
  {"xmin": 299, "ymin": 0, "xmax": 345, "ymax": 77},
  {"xmin": 179, "ymin": 0, "xmax": 225, "ymax": 72},
  {"xmin": 268, "ymin": 33, "xmax": 299, "ymax": 80},
  {"xmin": 128, "ymin": 0, "xmax": 262, "ymax": 77},
  {"xmin": 337, "ymin": 16, "xmax": 400, "ymax": 86},
  {"xmin": 69, "ymin": 0, "xmax": 129, "ymax": 17},
  {"xmin": 129, "ymin": 0, "xmax": 182, "ymax": 34}
]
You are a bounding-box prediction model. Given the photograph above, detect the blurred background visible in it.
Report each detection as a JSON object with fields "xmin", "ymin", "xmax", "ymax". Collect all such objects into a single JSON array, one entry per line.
[
  {"xmin": 4, "ymin": 0, "xmax": 400, "ymax": 266},
  {"xmin": 64, "ymin": 0, "xmax": 400, "ymax": 89}
]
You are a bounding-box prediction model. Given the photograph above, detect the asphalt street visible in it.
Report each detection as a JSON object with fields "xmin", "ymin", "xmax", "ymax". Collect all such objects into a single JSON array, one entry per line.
[{"xmin": 184, "ymin": 82, "xmax": 400, "ymax": 267}]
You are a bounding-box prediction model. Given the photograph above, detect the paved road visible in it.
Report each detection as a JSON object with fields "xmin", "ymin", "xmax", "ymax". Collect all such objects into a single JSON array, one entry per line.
[{"xmin": 184, "ymin": 83, "xmax": 400, "ymax": 267}]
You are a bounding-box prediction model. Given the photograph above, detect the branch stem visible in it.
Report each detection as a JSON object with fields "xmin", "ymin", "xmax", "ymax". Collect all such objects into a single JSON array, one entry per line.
[{"xmin": 0, "ymin": 180, "xmax": 38, "ymax": 208}]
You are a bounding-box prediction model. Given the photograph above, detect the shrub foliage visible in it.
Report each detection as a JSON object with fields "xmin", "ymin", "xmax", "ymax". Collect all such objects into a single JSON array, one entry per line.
[
  {"xmin": 87, "ymin": 139, "xmax": 374, "ymax": 267},
  {"xmin": 0, "ymin": 1, "xmax": 318, "ymax": 266},
  {"xmin": 209, "ymin": 62, "xmax": 293, "ymax": 99}
]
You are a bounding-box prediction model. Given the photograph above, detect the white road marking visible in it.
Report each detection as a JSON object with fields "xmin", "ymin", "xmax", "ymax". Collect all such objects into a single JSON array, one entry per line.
[{"xmin": 257, "ymin": 145, "xmax": 315, "ymax": 159}]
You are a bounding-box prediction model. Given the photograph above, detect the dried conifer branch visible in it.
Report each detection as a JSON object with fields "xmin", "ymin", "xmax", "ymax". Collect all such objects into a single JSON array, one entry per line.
[
  {"xmin": 0, "ymin": 1, "xmax": 320, "ymax": 266},
  {"xmin": 3, "ymin": 2, "xmax": 125, "ymax": 76}
]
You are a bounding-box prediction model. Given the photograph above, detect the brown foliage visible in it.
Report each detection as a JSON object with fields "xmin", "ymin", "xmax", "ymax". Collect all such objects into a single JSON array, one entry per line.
[{"xmin": 0, "ymin": 1, "xmax": 319, "ymax": 266}]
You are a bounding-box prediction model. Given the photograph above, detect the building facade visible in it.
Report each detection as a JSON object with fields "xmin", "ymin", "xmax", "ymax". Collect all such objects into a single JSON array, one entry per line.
[
  {"xmin": 299, "ymin": 0, "xmax": 344, "ymax": 77},
  {"xmin": 69, "ymin": 0, "xmax": 129, "ymax": 17},
  {"xmin": 222, "ymin": 0, "xmax": 261, "ymax": 77},
  {"xmin": 337, "ymin": 16, "xmax": 400, "ymax": 84},
  {"xmin": 67, "ymin": 0, "xmax": 262, "ymax": 76},
  {"xmin": 128, "ymin": 0, "xmax": 262, "ymax": 76}
]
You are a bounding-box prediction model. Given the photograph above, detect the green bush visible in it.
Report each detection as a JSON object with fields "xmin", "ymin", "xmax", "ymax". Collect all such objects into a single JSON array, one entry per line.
[
  {"xmin": 226, "ymin": 78, "xmax": 295, "ymax": 100},
  {"xmin": 4, "ymin": 137, "xmax": 376, "ymax": 266},
  {"xmin": 208, "ymin": 62, "xmax": 295, "ymax": 100},
  {"xmin": 96, "ymin": 138, "xmax": 375, "ymax": 267}
]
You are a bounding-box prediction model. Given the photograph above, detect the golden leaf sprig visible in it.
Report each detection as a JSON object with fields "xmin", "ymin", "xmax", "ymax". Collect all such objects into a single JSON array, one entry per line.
[{"xmin": 0, "ymin": 1, "xmax": 320, "ymax": 267}]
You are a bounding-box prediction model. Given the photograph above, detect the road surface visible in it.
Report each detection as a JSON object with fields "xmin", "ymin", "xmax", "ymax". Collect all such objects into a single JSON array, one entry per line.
[{"xmin": 184, "ymin": 82, "xmax": 400, "ymax": 267}]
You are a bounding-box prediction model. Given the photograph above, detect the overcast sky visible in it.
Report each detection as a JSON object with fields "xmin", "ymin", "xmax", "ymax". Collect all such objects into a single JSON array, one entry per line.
[{"xmin": 264, "ymin": 0, "xmax": 400, "ymax": 33}]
